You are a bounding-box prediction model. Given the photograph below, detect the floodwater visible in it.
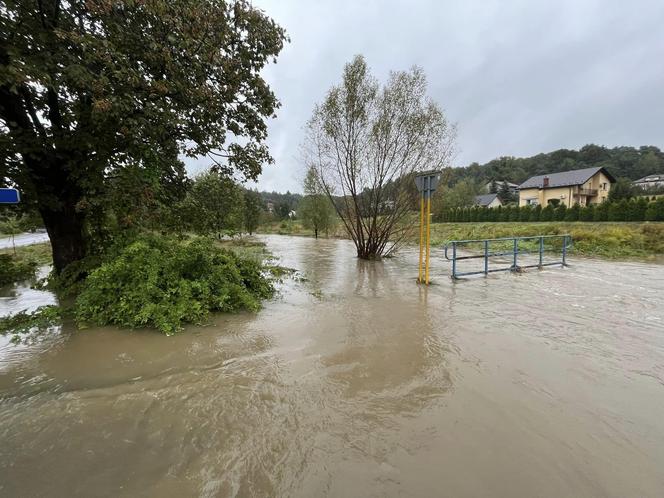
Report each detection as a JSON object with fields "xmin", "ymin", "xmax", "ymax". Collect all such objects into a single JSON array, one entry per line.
[
  {"xmin": 0, "ymin": 230, "xmax": 50, "ymax": 249},
  {"xmin": 1, "ymin": 235, "xmax": 664, "ymax": 497}
]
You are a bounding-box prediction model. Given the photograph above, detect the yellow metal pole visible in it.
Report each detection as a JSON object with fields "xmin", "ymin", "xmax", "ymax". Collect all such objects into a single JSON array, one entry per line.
[
  {"xmin": 418, "ymin": 193, "xmax": 424, "ymax": 283},
  {"xmin": 425, "ymin": 195, "xmax": 431, "ymax": 284}
]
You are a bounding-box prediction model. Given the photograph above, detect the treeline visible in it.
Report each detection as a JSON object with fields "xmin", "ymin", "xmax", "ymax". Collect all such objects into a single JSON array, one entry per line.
[
  {"xmin": 257, "ymin": 190, "xmax": 302, "ymax": 219},
  {"xmin": 436, "ymin": 197, "xmax": 664, "ymax": 223},
  {"xmin": 446, "ymin": 144, "xmax": 664, "ymax": 186}
]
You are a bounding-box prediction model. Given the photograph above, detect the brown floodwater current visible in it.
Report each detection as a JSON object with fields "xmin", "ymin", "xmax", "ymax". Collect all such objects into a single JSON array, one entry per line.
[{"xmin": 1, "ymin": 235, "xmax": 664, "ymax": 497}]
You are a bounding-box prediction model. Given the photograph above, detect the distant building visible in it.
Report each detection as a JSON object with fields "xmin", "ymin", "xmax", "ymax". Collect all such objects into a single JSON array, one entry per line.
[
  {"xmin": 379, "ymin": 200, "xmax": 395, "ymax": 212},
  {"xmin": 474, "ymin": 193, "xmax": 502, "ymax": 208},
  {"xmin": 518, "ymin": 167, "xmax": 615, "ymax": 207},
  {"xmin": 288, "ymin": 210, "xmax": 297, "ymax": 219},
  {"xmin": 266, "ymin": 201, "xmax": 274, "ymax": 213},
  {"xmin": 633, "ymin": 174, "xmax": 664, "ymax": 190},
  {"xmin": 485, "ymin": 180, "xmax": 518, "ymax": 195}
]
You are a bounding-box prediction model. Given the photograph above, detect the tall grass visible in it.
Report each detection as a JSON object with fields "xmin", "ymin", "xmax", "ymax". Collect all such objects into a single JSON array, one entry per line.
[{"xmin": 427, "ymin": 222, "xmax": 664, "ymax": 260}]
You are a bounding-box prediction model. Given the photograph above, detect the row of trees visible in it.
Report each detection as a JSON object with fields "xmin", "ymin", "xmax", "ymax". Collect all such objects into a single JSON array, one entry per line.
[{"xmin": 436, "ymin": 198, "xmax": 664, "ymax": 223}]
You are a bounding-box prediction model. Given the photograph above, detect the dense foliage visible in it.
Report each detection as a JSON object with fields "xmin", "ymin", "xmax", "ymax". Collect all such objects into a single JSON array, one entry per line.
[
  {"xmin": 176, "ymin": 170, "xmax": 244, "ymax": 236},
  {"xmin": 1, "ymin": 0, "xmax": 286, "ymax": 272},
  {"xmin": 0, "ymin": 253, "xmax": 38, "ymax": 285},
  {"xmin": 435, "ymin": 197, "xmax": 664, "ymax": 223},
  {"xmin": 446, "ymin": 145, "xmax": 664, "ymax": 187},
  {"xmin": 75, "ymin": 235, "xmax": 274, "ymax": 334},
  {"xmin": 257, "ymin": 191, "xmax": 302, "ymax": 220},
  {"xmin": 243, "ymin": 190, "xmax": 262, "ymax": 235}
]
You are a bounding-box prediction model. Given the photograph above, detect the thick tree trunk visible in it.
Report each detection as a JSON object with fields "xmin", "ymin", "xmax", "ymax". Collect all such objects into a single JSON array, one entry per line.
[{"xmin": 39, "ymin": 199, "xmax": 87, "ymax": 273}]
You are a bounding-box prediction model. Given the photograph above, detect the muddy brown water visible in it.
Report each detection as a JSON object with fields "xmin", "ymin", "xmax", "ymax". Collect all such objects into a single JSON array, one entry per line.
[{"xmin": 1, "ymin": 234, "xmax": 664, "ymax": 497}]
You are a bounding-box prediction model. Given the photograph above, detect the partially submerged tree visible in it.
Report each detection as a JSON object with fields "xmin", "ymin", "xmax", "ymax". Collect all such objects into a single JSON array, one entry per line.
[
  {"xmin": 302, "ymin": 55, "xmax": 455, "ymax": 259},
  {"xmin": 299, "ymin": 166, "xmax": 334, "ymax": 238},
  {"xmin": 0, "ymin": 0, "xmax": 286, "ymax": 272}
]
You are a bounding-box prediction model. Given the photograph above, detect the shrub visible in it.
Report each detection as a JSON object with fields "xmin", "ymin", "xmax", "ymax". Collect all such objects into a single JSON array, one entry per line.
[
  {"xmin": 554, "ymin": 204, "xmax": 567, "ymax": 221},
  {"xmin": 565, "ymin": 203, "xmax": 580, "ymax": 221},
  {"xmin": 579, "ymin": 204, "xmax": 594, "ymax": 221},
  {"xmin": 0, "ymin": 254, "xmax": 38, "ymax": 285},
  {"xmin": 75, "ymin": 235, "xmax": 274, "ymax": 334}
]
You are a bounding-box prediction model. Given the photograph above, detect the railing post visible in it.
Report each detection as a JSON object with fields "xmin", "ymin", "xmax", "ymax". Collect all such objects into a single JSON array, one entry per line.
[
  {"xmin": 539, "ymin": 236, "xmax": 544, "ymax": 268},
  {"xmin": 484, "ymin": 240, "xmax": 489, "ymax": 276},
  {"xmin": 562, "ymin": 235, "xmax": 568, "ymax": 266},
  {"xmin": 452, "ymin": 242, "xmax": 457, "ymax": 279},
  {"xmin": 512, "ymin": 237, "xmax": 518, "ymax": 270}
]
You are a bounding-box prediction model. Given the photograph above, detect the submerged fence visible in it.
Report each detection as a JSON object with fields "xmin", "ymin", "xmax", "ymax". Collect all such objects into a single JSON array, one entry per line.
[{"xmin": 443, "ymin": 235, "xmax": 572, "ymax": 279}]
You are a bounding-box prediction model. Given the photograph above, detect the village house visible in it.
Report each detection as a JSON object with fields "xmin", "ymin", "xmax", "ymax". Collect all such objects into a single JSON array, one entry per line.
[
  {"xmin": 484, "ymin": 180, "xmax": 518, "ymax": 195},
  {"xmin": 633, "ymin": 174, "xmax": 664, "ymax": 190},
  {"xmin": 518, "ymin": 166, "xmax": 615, "ymax": 207},
  {"xmin": 474, "ymin": 193, "xmax": 503, "ymax": 208}
]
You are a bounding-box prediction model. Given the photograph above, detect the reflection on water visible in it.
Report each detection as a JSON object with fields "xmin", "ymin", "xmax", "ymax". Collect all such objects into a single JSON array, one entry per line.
[{"xmin": 1, "ymin": 235, "xmax": 664, "ymax": 497}]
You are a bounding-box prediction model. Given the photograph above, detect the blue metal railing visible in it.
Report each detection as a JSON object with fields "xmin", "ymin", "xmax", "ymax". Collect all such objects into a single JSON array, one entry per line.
[{"xmin": 443, "ymin": 235, "xmax": 572, "ymax": 279}]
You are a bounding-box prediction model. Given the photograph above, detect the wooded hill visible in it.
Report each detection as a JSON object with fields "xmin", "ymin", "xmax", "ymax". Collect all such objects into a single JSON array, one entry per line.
[{"xmin": 446, "ymin": 144, "xmax": 664, "ymax": 186}]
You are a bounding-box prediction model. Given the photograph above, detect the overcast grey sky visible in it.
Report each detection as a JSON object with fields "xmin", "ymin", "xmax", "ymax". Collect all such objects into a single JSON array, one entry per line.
[{"xmin": 187, "ymin": 0, "xmax": 664, "ymax": 192}]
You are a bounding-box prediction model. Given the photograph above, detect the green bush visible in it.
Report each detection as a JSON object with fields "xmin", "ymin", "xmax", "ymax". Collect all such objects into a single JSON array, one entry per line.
[
  {"xmin": 0, "ymin": 254, "xmax": 38, "ymax": 285},
  {"xmin": 75, "ymin": 235, "xmax": 274, "ymax": 334}
]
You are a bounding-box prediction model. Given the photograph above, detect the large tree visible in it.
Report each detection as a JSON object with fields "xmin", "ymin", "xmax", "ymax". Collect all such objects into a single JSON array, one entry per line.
[
  {"xmin": 0, "ymin": 0, "xmax": 286, "ymax": 272},
  {"xmin": 302, "ymin": 55, "xmax": 455, "ymax": 259}
]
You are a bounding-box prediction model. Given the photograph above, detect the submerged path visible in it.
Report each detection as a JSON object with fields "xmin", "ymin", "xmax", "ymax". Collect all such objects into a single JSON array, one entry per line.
[
  {"xmin": 0, "ymin": 231, "xmax": 50, "ymax": 249},
  {"xmin": 1, "ymin": 234, "xmax": 663, "ymax": 497}
]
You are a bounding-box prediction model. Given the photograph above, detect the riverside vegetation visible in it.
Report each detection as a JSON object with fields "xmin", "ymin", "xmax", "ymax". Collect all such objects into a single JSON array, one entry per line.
[{"xmin": 0, "ymin": 236, "xmax": 279, "ymax": 340}]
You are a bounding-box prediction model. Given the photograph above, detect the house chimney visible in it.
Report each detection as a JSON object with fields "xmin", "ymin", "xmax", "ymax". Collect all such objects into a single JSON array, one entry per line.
[{"xmin": 543, "ymin": 176, "xmax": 549, "ymax": 188}]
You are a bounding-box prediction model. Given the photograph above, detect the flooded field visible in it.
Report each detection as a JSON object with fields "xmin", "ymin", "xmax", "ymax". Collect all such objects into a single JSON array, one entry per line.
[{"xmin": 1, "ymin": 234, "xmax": 664, "ymax": 497}]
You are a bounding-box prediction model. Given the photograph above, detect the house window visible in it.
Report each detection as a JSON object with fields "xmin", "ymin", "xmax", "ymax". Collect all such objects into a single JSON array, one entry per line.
[
  {"xmin": 525, "ymin": 198, "xmax": 538, "ymax": 206},
  {"xmin": 548, "ymin": 199, "xmax": 561, "ymax": 207}
]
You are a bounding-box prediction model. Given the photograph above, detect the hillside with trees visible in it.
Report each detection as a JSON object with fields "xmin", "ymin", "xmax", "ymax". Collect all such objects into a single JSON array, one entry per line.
[{"xmin": 446, "ymin": 144, "xmax": 664, "ymax": 187}]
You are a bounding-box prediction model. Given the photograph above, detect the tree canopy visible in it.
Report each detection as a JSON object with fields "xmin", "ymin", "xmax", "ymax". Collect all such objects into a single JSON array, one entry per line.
[
  {"xmin": 0, "ymin": 0, "xmax": 286, "ymax": 271},
  {"xmin": 303, "ymin": 55, "xmax": 455, "ymax": 259}
]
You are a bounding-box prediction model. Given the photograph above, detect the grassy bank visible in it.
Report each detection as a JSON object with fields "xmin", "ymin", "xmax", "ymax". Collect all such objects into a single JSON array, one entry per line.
[
  {"xmin": 0, "ymin": 241, "xmax": 52, "ymax": 265},
  {"xmin": 426, "ymin": 222, "xmax": 664, "ymax": 260},
  {"xmin": 258, "ymin": 220, "xmax": 664, "ymax": 261}
]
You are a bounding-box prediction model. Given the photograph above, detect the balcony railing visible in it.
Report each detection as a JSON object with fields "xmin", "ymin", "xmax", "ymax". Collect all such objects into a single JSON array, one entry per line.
[{"xmin": 576, "ymin": 188, "xmax": 598, "ymax": 196}]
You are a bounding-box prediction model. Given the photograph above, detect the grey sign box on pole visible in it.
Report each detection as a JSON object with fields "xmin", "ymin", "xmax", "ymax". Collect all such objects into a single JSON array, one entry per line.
[{"xmin": 415, "ymin": 171, "xmax": 441, "ymax": 196}]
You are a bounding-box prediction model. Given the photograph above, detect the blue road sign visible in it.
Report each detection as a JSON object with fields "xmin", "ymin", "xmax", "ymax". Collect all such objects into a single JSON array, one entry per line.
[{"xmin": 0, "ymin": 188, "xmax": 21, "ymax": 204}]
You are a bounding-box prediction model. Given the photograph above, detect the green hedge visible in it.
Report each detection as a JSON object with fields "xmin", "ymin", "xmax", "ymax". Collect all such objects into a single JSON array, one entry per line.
[{"xmin": 436, "ymin": 197, "xmax": 664, "ymax": 223}]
